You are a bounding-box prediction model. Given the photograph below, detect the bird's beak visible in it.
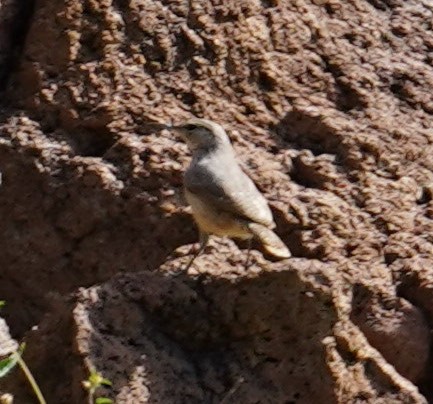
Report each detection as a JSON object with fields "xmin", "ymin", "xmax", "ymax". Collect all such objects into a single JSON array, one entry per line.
[
  {"xmin": 168, "ymin": 125, "xmax": 185, "ymax": 131},
  {"xmin": 148, "ymin": 123, "xmax": 186, "ymax": 132},
  {"xmin": 138, "ymin": 122, "xmax": 172, "ymax": 132},
  {"xmin": 154, "ymin": 123, "xmax": 173, "ymax": 130},
  {"xmin": 139, "ymin": 122, "xmax": 189, "ymax": 139},
  {"xmin": 168, "ymin": 125, "xmax": 190, "ymax": 139}
]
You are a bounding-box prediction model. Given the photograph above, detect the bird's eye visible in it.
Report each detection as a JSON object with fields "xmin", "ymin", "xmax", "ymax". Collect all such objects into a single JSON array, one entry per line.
[{"xmin": 184, "ymin": 124, "xmax": 198, "ymax": 130}]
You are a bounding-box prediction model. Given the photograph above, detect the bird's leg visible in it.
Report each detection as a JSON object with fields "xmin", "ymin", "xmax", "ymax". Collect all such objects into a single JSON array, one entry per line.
[
  {"xmin": 183, "ymin": 232, "xmax": 209, "ymax": 273},
  {"xmin": 244, "ymin": 238, "xmax": 252, "ymax": 270}
]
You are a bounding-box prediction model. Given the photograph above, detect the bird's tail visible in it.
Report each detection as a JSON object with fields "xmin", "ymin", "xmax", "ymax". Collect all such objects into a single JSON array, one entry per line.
[{"xmin": 248, "ymin": 223, "xmax": 291, "ymax": 259}]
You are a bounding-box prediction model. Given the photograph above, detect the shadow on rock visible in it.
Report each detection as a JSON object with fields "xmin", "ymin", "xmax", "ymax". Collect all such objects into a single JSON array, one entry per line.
[
  {"xmin": 77, "ymin": 261, "xmax": 338, "ymax": 403},
  {"xmin": 4, "ymin": 260, "xmax": 339, "ymax": 403}
]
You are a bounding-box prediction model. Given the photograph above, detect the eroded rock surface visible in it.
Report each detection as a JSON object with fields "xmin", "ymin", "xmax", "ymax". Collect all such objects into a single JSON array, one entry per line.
[
  {"xmin": 3, "ymin": 259, "xmax": 427, "ymax": 403},
  {"xmin": 0, "ymin": 0, "xmax": 432, "ymax": 402}
]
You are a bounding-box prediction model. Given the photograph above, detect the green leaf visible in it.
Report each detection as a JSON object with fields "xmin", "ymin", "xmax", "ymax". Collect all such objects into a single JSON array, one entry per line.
[
  {"xmin": 88, "ymin": 371, "xmax": 101, "ymax": 387},
  {"xmin": 85, "ymin": 369, "xmax": 113, "ymax": 396},
  {"xmin": 95, "ymin": 398, "xmax": 113, "ymax": 404},
  {"xmin": 0, "ymin": 354, "xmax": 19, "ymax": 378},
  {"xmin": 0, "ymin": 301, "xmax": 5, "ymax": 308},
  {"xmin": 100, "ymin": 378, "xmax": 112, "ymax": 386},
  {"xmin": 0, "ymin": 344, "xmax": 25, "ymax": 378}
]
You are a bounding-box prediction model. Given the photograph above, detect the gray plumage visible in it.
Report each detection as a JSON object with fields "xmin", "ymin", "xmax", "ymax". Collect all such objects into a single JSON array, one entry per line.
[{"xmin": 171, "ymin": 118, "xmax": 291, "ymax": 261}]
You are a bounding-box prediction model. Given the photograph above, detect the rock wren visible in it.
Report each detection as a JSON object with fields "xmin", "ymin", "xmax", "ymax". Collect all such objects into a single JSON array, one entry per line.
[{"xmin": 169, "ymin": 118, "xmax": 291, "ymax": 270}]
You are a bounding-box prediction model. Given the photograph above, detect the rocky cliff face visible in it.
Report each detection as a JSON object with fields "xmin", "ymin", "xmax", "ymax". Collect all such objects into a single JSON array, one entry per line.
[{"xmin": 0, "ymin": 0, "xmax": 432, "ymax": 402}]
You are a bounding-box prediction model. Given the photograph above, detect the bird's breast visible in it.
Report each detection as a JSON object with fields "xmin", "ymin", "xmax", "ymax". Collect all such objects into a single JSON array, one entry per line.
[{"xmin": 184, "ymin": 189, "xmax": 252, "ymax": 239}]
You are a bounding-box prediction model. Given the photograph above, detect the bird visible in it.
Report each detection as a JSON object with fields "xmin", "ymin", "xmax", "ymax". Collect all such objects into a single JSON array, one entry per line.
[{"xmin": 167, "ymin": 118, "xmax": 291, "ymax": 271}]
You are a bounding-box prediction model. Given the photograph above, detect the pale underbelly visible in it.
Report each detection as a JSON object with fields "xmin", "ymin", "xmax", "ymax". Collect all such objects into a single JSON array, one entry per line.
[{"xmin": 185, "ymin": 191, "xmax": 252, "ymax": 239}]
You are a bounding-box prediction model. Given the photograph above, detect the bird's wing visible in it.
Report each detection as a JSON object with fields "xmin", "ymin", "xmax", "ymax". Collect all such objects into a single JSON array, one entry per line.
[{"xmin": 184, "ymin": 163, "xmax": 274, "ymax": 227}]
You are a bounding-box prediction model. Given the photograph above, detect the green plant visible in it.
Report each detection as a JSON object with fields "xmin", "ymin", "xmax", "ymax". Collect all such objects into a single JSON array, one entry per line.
[
  {"xmin": 0, "ymin": 303, "xmax": 46, "ymax": 404},
  {"xmin": 1, "ymin": 303, "xmax": 113, "ymax": 404},
  {"xmin": 0, "ymin": 350, "xmax": 47, "ymax": 404},
  {"xmin": 0, "ymin": 344, "xmax": 24, "ymax": 378},
  {"xmin": 82, "ymin": 369, "xmax": 113, "ymax": 404}
]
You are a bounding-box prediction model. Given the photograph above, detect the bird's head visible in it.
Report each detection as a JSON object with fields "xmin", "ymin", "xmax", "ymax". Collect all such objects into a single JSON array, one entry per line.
[{"xmin": 170, "ymin": 118, "xmax": 231, "ymax": 151}]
